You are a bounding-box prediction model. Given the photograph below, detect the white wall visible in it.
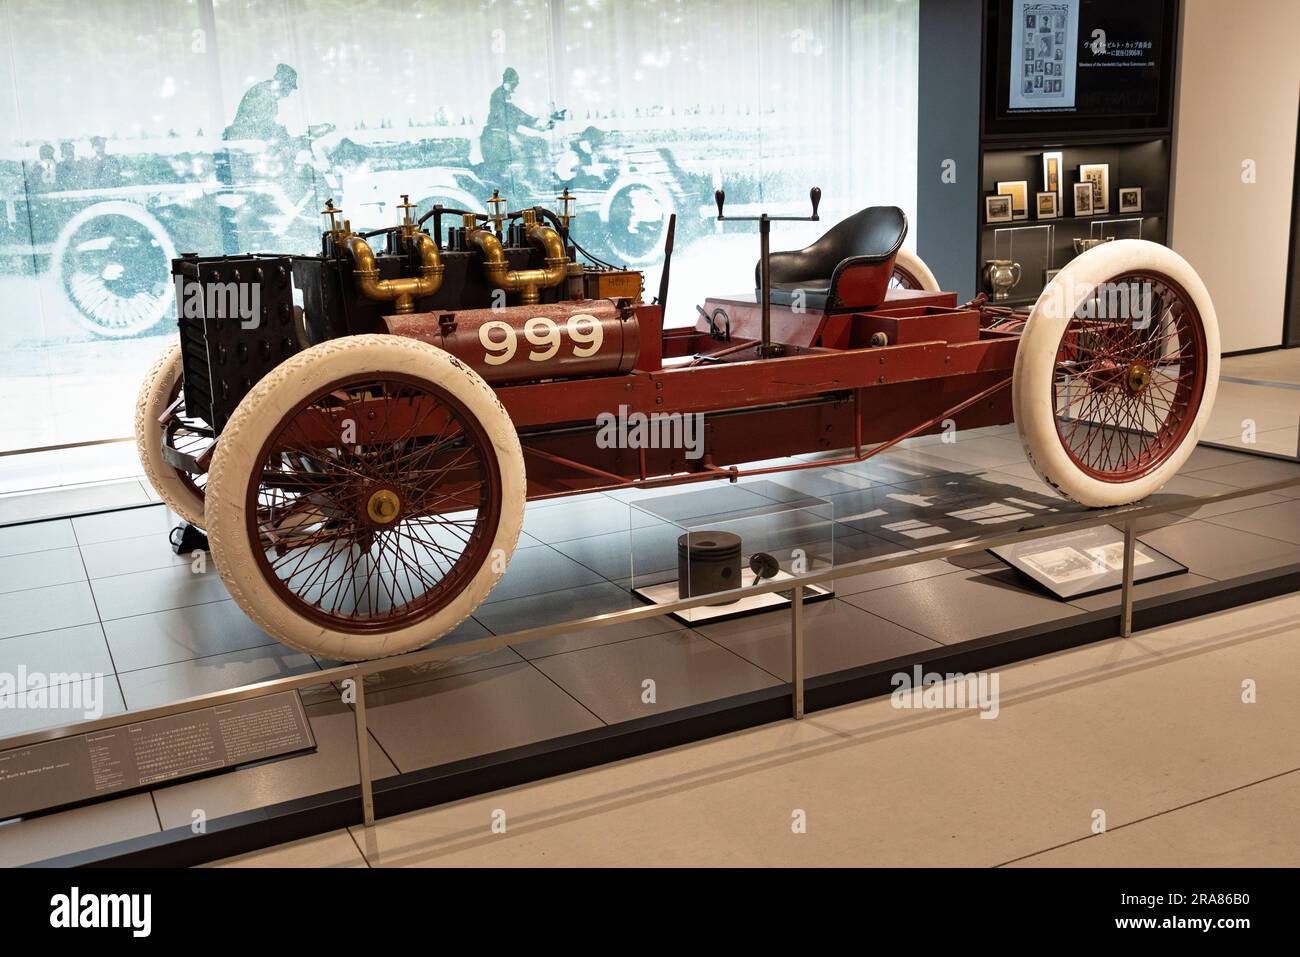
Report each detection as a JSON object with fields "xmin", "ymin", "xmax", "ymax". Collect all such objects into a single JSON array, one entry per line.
[{"xmin": 1171, "ymin": 0, "xmax": 1300, "ymax": 353}]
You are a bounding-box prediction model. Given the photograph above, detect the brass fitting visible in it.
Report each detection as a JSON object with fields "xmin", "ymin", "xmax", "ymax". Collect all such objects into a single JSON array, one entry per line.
[
  {"xmin": 468, "ymin": 208, "xmax": 568, "ymax": 305},
  {"xmin": 345, "ymin": 230, "xmax": 443, "ymax": 315}
]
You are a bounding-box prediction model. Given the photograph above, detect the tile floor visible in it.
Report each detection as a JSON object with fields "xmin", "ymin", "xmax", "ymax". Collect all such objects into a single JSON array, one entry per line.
[
  {"xmin": 207, "ymin": 590, "xmax": 1300, "ymax": 867},
  {"xmin": 0, "ymin": 352, "xmax": 1297, "ymax": 865}
]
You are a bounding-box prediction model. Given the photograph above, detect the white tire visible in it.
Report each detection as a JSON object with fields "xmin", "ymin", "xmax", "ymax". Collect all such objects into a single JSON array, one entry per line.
[
  {"xmin": 205, "ymin": 335, "xmax": 526, "ymax": 661},
  {"xmin": 1013, "ymin": 240, "xmax": 1220, "ymax": 507},
  {"xmin": 892, "ymin": 247, "xmax": 940, "ymax": 292},
  {"xmin": 135, "ymin": 343, "xmax": 207, "ymax": 527}
]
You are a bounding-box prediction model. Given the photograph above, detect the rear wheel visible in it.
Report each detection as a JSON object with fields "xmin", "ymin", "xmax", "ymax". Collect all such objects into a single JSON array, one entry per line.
[
  {"xmin": 890, "ymin": 247, "xmax": 940, "ymax": 292},
  {"xmin": 135, "ymin": 343, "xmax": 209, "ymax": 527},
  {"xmin": 205, "ymin": 335, "xmax": 525, "ymax": 661},
  {"xmin": 1013, "ymin": 240, "xmax": 1219, "ymax": 506}
]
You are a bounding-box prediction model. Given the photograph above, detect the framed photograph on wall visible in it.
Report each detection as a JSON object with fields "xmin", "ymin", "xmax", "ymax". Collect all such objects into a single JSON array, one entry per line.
[
  {"xmin": 1035, "ymin": 191, "xmax": 1058, "ymax": 219},
  {"xmin": 986, "ymin": 194, "xmax": 1014, "ymax": 223},
  {"xmin": 1079, "ymin": 162, "xmax": 1110, "ymax": 214},
  {"xmin": 997, "ymin": 179, "xmax": 1029, "ymax": 219},
  {"xmin": 1073, "ymin": 181, "xmax": 1094, "ymax": 216},
  {"xmin": 1042, "ymin": 150, "xmax": 1063, "ymax": 206},
  {"xmin": 1118, "ymin": 187, "xmax": 1143, "ymax": 213}
]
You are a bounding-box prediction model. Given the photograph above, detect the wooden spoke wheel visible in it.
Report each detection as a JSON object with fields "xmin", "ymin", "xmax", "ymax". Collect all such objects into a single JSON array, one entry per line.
[
  {"xmin": 136, "ymin": 343, "xmax": 210, "ymax": 527},
  {"xmin": 1013, "ymin": 240, "xmax": 1220, "ymax": 506},
  {"xmin": 205, "ymin": 336, "xmax": 526, "ymax": 661}
]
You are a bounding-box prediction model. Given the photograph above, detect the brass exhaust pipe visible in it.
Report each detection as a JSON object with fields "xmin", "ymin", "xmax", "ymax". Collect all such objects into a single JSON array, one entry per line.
[
  {"xmin": 468, "ymin": 209, "xmax": 568, "ymax": 305},
  {"xmin": 346, "ymin": 230, "xmax": 444, "ymax": 314}
]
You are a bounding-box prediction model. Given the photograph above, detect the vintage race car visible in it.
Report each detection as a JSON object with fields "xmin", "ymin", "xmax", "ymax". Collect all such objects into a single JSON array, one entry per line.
[{"xmin": 136, "ymin": 187, "xmax": 1219, "ymax": 660}]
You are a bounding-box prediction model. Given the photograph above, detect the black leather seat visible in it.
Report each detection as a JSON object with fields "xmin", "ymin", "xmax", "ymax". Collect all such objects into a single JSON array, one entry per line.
[{"xmin": 757, "ymin": 206, "xmax": 907, "ymax": 310}]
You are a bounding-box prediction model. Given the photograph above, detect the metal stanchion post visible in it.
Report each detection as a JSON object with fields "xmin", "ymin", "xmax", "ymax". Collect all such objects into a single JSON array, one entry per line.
[
  {"xmin": 352, "ymin": 668, "xmax": 376, "ymax": 827},
  {"xmin": 1120, "ymin": 519, "xmax": 1137, "ymax": 638},
  {"xmin": 791, "ymin": 584, "xmax": 805, "ymax": 719}
]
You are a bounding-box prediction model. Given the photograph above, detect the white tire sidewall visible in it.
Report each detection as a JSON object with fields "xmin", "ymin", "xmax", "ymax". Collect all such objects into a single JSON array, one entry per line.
[
  {"xmin": 893, "ymin": 247, "xmax": 941, "ymax": 292},
  {"xmin": 206, "ymin": 335, "xmax": 526, "ymax": 661},
  {"xmin": 136, "ymin": 343, "xmax": 206, "ymax": 527},
  {"xmin": 1013, "ymin": 239, "xmax": 1220, "ymax": 506}
]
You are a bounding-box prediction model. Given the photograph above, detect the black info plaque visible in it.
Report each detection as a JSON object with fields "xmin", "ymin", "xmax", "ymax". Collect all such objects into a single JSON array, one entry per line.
[{"xmin": 0, "ymin": 690, "xmax": 316, "ymax": 820}]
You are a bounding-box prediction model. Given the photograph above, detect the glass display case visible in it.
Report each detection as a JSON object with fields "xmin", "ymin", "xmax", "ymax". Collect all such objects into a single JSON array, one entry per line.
[{"xmin": 628, "ymin": 480, "xmax": 835, "ymax": 624}]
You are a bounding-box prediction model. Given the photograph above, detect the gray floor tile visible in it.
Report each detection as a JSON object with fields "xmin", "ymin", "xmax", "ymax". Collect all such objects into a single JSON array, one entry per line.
[
  {"xmin": 1154, "ymin": 473, "xmax": 1291, "ymax": 522},
  {"xmin": 737, "ymin": 468, "xmax": 875, "ymax": 499},
  {"xmin": 1066, "ymin": 572, "xmax": 1217, "ymax": 612},
  {"xmin": 829, "ymin": 448, "xmax": 963, "ymax": 484},
  {"xmin": 115, "ymin": 644, "xmax": 321, "ymax": 711},
  {"xmin": 71, "ymin": 503, "xmax": 174, "ymax": 545},
  {"xmin": 890, "ymin": 434, "xmax": 1030, "ymax": 473},
  {"xmin": 317, "ymin": 617, "xmax": 523, "ymax": 691},
  {"xmin": 80, "ymin": 533, "xmax": 194, "ymax": 580},
  {"xmin": 551, "ymin": 523, "xmax": 680, "ymax": 585},
  {"xmin": 1192, "ymin": 456, "xmax": 1300, "ymax": 498},
  {"xmin": 696, "ymin": 598, "xmax": 940, "ymax": 681},
  {"xmin": 483, "ymin": 544, "xmax": 603, "ymax": 604},
  {"xmin": 0, "ymin": 793, "xmax": 159, "ymax": 867},
  {"xmin": 0, "ymin": 622, "xmax": 115, "ymax": 679},
  {"xmin": 842, "ymin": 567, "xmax": 1080, "ymax": 644},
  {"xmin": 151, "ymin": 698, "xmax": 399, "ymax": 828},
  {"xmin": 530, "ymin": 630, "xmax": 780, "ymax": 724},
  {"xmin": 472, "ymin": 580, "xmax": 635, "ymax": 636},
  {"xmin": 90, "ymin": 562, "xmax": 229, "ymax": 621},
  {"xmin": 363, "ymin": 661, "xmax": 603, "ymax": 771},
  {"xmin": 0, "ymin": 580, "xmax": 99, "ymax": 640},
  {"xmin": 0, "ymin": 481, "xmax": 148, "ymax": 525},
  {"xmin": 1201, "ymin": 498, "xmax": 1300, "ymax": 545},
  {"xmin": 1138, "ymin": 519, "xmax": 1300, "ymax": 581},
  {"xmin": 834, "ymin": 556, "xmax": 971, "ymax": 597},
  {"xmin": 521, "ymin": 497, "xmax": 639, "ymax": 543},
  {"xmin": 103, "ymin": 599, "xmax": 278, "ymax": 674},
  {"xmin": 0, "ymin": 677, "xmax": 126, "ymax": 738},
  {"xmin": 0, "ymin": 519, "xmax": 77, "ymax": 558},
  {"xmin": 0, "ymin": 546, "xmax": 86, "ymax": 595},
  {"xmin": 1178, "ymin": 445, "xmax": 1263, "ymax": 473}
]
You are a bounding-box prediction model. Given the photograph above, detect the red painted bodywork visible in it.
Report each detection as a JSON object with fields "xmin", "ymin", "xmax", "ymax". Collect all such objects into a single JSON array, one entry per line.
[{"xmin": 375, "ymin": 286, "xmax": 1021, "ymax": 501}]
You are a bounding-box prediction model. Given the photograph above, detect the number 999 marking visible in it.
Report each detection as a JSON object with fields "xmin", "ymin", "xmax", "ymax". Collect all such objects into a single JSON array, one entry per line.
[{"xmin": 479, "ymin": 313, "xmax": 604, "ymax": 366}]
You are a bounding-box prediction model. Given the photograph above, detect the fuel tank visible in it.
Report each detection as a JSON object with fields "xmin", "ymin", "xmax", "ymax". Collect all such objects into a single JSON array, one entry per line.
[{"xmin": 383, "ymin": 298, "xmax": 640, "ymax": 385}]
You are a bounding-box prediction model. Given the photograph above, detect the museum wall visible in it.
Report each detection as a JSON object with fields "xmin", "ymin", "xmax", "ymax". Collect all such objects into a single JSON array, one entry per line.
[
  {"xmin": 0, "ymin": 0, "xmax": 920, "ymax": 491},
  {"xmin": 1170, "ymin": 0, "xmax": 1300, "ymax": 354}
]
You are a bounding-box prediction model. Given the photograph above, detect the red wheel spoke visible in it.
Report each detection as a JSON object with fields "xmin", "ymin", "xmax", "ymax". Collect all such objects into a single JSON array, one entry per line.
[
  {"xmin": 245, "ymin": 373, "xmax": 503, "ymax": 638},
  {"xmin": 1049, "ymin": 270, "xmax": 1206, "ymax": 486}
]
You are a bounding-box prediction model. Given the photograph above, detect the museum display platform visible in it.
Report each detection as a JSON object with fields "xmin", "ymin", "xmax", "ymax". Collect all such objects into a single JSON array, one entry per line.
[{"xmin": 2, "ymin": 417, "xmax": 1299, "ymax": 867}]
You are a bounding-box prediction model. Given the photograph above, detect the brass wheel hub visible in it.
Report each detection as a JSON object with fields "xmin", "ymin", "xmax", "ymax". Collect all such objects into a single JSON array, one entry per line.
[
  {"xmin": 365, "ymin": 488, "xmax": 402, "ymax": 525},
  {"xmin": 1126, "ymin": 363, "xmax": 1152, "ymax": 395}
]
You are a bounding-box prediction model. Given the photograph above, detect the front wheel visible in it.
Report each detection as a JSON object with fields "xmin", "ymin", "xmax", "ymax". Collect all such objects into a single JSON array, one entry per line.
[
  {"xmin": 205, "ymin": 336, "xmax": 526, "ymax": 661},
  {"xmin": 52, "ymin": 201, "xmax": 177, "ymax": 338},
  {"xmin": 1013, "ymin": 239, "xmax": 1220, "ymax": 507}
]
